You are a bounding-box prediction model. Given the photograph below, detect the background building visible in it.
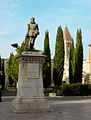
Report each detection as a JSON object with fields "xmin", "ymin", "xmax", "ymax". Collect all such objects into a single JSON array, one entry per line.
[
  {"xmin": 62, "ymin": 26, "xmax": 72, "ymax": 83},
  {"xmin": 0, "ymin": 57, "xmax": 9, "ymax": 89},
  {"xmin": 4, "ymin": 59, "xmax": 9, "ymax": 87},
  {"xmin": 51, "ymin": 27, "xmax": 91, "ymax": 85},
  {"xmin": 83, "ymin": 44, "xmax": 91, "ymax": 84}
]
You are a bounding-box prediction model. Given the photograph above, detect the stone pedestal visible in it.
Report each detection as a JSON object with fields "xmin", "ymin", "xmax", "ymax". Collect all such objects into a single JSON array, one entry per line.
[{"xmin": 12, "ymin": 50, "xmax": 50, "ymax": 113}]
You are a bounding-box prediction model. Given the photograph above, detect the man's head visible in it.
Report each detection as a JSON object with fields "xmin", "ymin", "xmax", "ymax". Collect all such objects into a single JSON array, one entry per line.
[{"xmin": 30, "ymin": 17, "xmax": 35, "ymax": 23}]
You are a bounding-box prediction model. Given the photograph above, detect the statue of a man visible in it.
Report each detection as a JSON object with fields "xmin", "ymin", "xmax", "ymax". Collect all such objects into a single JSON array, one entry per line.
[{"xmin": 25, "ymin": 17, "xmax": 39, "ymax": 50}]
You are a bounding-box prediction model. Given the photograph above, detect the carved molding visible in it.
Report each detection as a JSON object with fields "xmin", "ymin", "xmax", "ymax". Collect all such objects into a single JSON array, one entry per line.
[{"xmin": 16, "ymin": 55, "xmax": 45, "ymax": 64}]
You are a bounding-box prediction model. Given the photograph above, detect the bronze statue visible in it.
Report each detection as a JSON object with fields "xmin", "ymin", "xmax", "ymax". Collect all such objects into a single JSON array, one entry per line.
[{"xmin": 25, "ymin": 17, "xmax": 39, "ymax": 50}]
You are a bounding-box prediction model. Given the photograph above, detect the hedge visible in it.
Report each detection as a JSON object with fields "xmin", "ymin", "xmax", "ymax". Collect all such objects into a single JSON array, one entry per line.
[{"xmin": 61, "ymin": 83, "xmax": 91, "ymax": 96}]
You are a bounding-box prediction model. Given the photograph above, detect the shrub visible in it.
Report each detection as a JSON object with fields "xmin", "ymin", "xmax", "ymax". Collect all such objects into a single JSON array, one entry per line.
[
  {"xmin": 61, "ymin": 83, "xmax": 91, "ymax": 96},
  {"xmin": 88, "ymin": 84, "xmax": 91, "ymax": 95}
]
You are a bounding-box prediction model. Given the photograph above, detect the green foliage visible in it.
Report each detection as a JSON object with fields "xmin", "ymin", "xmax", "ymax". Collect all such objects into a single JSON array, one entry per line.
[
  {"xmin": 61, "ymin": 84, "xmax": 91, "ymax": 96},
  {"xmin": 69, "ymin": 39, "xmax": 74, "ymax": 83},
  {"xmin": 73, "ymin": 29, "xmax": 83, "ymax": 83},
  {"xmin": 6, "ymin": 41, "xmax": 25, "ymax": 83},
  {"xmin": 43, "ymin": 30, "xmax": 51, "ymax": 88},
  {"xmin": 53, "ymin": 26, "xmax": 64, "ymax": 87},
  {"xmin": 16, "ymin": 42, "xmax": 25, "ymax": 54},
  {"xmin": 7, "ymin": 54, "xmax": 15, "ymax": 85},
  {"xmin": 6, "ymin": 53, "xmax": 18, "ymax": 82}
]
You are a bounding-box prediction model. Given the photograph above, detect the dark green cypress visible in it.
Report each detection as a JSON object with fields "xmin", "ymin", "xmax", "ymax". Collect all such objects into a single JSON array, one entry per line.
[
  {"xmin": 53, "ymin": 26, "xmax": 64, "ymax": 87},
  {"xmin": 43, "ymin": 30, "xmax": 51, "ymax": 88},
  {"xmin": 69, "ymin": 39, "xmax": 74, "ymax": 84},
  {"xmin": 8, "ymin": 53, "xmax": 14, "ymax": 85},
  {"xmin": 74, "ymin": 29, "xmax": 83, "ymax": 83}
]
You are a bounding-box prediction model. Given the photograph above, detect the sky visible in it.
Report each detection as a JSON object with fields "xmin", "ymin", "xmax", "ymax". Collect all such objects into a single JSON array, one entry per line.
[{"xmin": 0, "ymin": 0, "xmax": 91, "ymax": 59}]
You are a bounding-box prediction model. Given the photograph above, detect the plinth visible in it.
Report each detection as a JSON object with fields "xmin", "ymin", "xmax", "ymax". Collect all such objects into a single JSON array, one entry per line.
[{"xmin": 12, "ymin": 50, "xmax": 50, "ymax": 113}]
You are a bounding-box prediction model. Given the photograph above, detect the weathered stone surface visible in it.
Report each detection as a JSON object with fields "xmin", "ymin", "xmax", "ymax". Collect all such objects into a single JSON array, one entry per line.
[
  {"xmin": 27, "ymin": 63, "xmax": 39, "ymax": 78},
  {"xmin": 49, "ymin": 93, "xmax": 56, "ymax": 97},
  {"xmin": 12, "ymin": 51, "xmax": 50, "ymax": 113},
  {"xmin": 12, "ymin": 97, "xmax": 50, "ymax": 113}
]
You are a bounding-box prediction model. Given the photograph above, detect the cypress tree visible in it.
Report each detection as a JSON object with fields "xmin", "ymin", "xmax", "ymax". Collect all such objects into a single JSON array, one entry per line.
[
  {"xmin": 53, "ymin": 26, "xmax": 64, "ymax": 87},
  {"xmin": 69, "ymin": 39, "xmax": 74, "ymax": 84},
  {"xmin": 74, "ymin": 29, "xmax": 83, "ymax": 83},
  {"xmin": 8, "ymin": 53, "xmax": 14, "ymax": 85},
  {"xmin": 43, "ymin": 30, "xmax": 51, "ymax": 88},
  {"xmin": 6, "ymin": 42, "xmax": 25, "ymax": 84}
]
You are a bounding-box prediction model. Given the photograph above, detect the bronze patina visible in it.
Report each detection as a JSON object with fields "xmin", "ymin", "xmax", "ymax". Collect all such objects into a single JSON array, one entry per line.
[{"xmin": 25, "ymin": 17, "xmax": 39, "ymax": 50}]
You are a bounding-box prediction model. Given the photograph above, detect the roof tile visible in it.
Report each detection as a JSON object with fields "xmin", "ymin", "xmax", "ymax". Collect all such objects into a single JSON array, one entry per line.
[{"xmin": 63, "ymin": 26, "xmax": 72, "ymax": 40}]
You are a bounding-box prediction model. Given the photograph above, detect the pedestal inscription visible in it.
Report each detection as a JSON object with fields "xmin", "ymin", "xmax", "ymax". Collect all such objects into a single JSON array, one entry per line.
[{"xmin": 27, "ymin": 63, "xmax": 39, "ymax": 78}]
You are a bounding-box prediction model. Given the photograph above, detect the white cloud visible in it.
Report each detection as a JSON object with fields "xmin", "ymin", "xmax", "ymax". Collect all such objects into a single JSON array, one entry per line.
[
  {"xmin": 54, "ymin": 7, "xmax": 78, "ymax": 13},
  {"xmin": 0, "ymin": 0, "xmax": 19, "ymax": 15},
  {"xmin": 69, "ymin": 0, "xmax": 91, "ymax": 9},
  {"xmin": 0, "ymin": 31, "xmax": 9, "ymax": 36}
]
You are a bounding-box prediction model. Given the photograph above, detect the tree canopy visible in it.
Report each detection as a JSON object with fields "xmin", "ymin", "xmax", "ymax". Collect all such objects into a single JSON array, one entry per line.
[
  {"xmin": 53, "ymin": 26, "xmax": 64, "ymax": 87},
  {"xmin": 43, "ymin": 30, "xmax": 51, "ymax": 88},
  {"xmin": 69, "ymin": 39, "xmax": 74, "ymax": 84},
  {"xmin": 72, "ymin": 29, "xmax": 83, "ymax": 83},
  {"xmin": 6, "ymin": 42, "xmax": 25, "ymax": 83}
]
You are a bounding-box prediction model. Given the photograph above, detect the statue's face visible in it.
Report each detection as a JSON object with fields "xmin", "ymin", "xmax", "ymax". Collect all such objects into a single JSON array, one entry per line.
[{"xmin": 31, "ymin": 17, "xmax": 35, "ymax": 23}]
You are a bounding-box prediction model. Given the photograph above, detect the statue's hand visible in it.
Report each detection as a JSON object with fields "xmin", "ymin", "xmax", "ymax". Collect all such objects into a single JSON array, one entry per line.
[{"xmin": 35, "ymin": 30, "xmax": 39, "ymax": 35}]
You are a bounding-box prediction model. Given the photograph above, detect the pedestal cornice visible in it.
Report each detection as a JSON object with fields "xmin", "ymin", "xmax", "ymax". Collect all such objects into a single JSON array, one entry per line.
[{"xmin": 16, "ymin": 51, "xmax": 45, "ymax": 64}]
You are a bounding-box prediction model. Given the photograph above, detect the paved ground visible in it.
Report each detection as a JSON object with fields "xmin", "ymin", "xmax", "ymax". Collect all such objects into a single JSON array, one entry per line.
[{"xmin": 0, "ymin": 96, "xmax": 91, "ymax": 120}]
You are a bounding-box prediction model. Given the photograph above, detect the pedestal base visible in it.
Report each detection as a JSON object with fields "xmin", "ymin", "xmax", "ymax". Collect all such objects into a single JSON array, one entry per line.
[
  {"xmin": 12, "ymin": 97, "xmax": 50, "ymax": 113},
  {"xmin": 11, "ymin": 51, "xmax": 51, "ymax": 113}
]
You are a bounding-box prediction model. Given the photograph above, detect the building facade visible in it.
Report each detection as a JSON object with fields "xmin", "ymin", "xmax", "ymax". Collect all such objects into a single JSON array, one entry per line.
[
  {"xmin": 83, "ymin": 44, "xmax": 91, "ymax": 84},
  {"xmin": 4, "ymin": 59, "xmax": 9, "ymax": 87},
  {"xmin": 62, "ymin": 26, "xmax": 72, "ymax": 83}
]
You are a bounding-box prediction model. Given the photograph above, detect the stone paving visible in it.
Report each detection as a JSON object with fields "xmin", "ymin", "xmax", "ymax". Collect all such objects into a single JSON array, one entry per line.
[{"xmin": 0, "ymin": 96, "xmax": 91, "ymax": 120}]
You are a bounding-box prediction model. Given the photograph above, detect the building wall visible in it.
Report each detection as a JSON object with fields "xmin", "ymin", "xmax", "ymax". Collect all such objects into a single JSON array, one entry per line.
[
  {"xmin": 83, "ymin": 45, "xmax": 91, "ymax": 84},
  {"xmin": 4, "ymin": 59, "xmax": 9, "ymax": 87},
  {"xmin": 62, "ymin": 39, "xmax": 72, "ymax": 83},
  {"xmin": 51, "ymin": 39, "xmax": 72, "ymax": 84}
]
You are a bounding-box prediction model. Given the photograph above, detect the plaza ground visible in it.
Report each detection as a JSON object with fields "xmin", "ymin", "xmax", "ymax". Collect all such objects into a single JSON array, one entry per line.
[{"xmin": 0, "ymin": 96, "xmax": 91, "ymax": 120}]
